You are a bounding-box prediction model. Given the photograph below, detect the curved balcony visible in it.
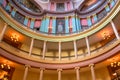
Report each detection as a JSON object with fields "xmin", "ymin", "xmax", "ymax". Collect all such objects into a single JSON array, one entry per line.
[{"xmin": 0, "ymin": 36, "xmax": 120, "ymax": 69}]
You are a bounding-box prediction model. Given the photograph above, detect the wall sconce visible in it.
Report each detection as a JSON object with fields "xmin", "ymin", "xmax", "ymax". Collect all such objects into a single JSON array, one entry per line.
[
  {"xmin": 102, "ymin": 32, "xmax": 111, "ymax": 39},
  {"xmin": 111, "ymin": 61, "xmax": 120, "ymax": 67},
  {"xmin": 10, "ymin": 33, "xmax": 19, "ymax": 42},
  {"xmin": 0, "ymin": 64, "xmax": 10, "ymax": 69}
]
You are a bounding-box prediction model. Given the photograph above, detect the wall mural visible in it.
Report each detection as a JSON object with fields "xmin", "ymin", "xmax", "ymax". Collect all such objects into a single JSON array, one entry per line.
[{"xmin": 56, "ymin": 18, "xmax": 65, "ymax": 34}]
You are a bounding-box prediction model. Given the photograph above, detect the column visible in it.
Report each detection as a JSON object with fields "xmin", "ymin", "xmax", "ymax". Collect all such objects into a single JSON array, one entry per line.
[
  {"xmin": 72, "ymin": 16, "xmax": 77, "ymax": 32},
  {"xmin": 48, "ymin": 2, "xmax": 51, "ymax": 10},
  {"xmin": 30, "ymin": 18, "xmax": 35, "ymax": 29},
  {"xmin": 78, "ymin": 18, "xmax": 82, "ymax": 31},
  {"xmin": 39, "ymin": 68, "xmax": 45, "ymax": 80},
  {"xmin": 40, "ymin": 17, "xmax": 45, "ymax": 32},
  {"xmin": 110, "ymin": 0, "xmax": 115, "ymax": 8},
  {"xmin": 23, "ymin": 65, "xmax": 30, "ymax": 80},
  {"xmin": 42, "ymin": 41, "xmax": 47, "ymax": 59},
  {"xmin": 11, "ymin": 8, "xmax": 16, "ymax": 17},
  {"xmin": 85, "ymin": 37, "xmax": 90, "ymax": 56},
  {"xmin": 29, "ymin": 38, "xmax": 34, "ymax": 56},
  {"xmin": 45, "ymin": 16, "xmax": 50, "ymax": 33},
  {"xmin": 92, "ymin": 14, "xmax": 98, "ymax": 23},
  {"xmin": 65, "ymin": 16, "xmax": 69, "ymax": 34},
  {"xmin": 0, "ymin": 23, "xmax": 7, "ymax": 42},
  {"xmin": 5, "ymin": 3, "xmax": 11, "ymax": 13},
  {"xmin": 52, "ymin": 17, "xmax": 56, "ymax": 34},
  {"xmin": 87, "ymin": 16, "xmax": 92, "ymax": 27},
  {"xmin": 69, "ymin": 17, "xmax": 72, "ymax": 33},
  {"xmin": 65, "ymin": 2, "xmax": 67, "ymax": 11},
  {"xmin": 54, "ymin": 2, "xmax": 56, "ymax": 11},
  {"xmin": 73, "ymin": 40, "xmax": 78, "ymax": 59},
  {"xmin": 70, "ymin": 1, "xmax": 73, "ymax": 9},
  {"xmin": 105, "ymin": 4, "xmax": 110, "ymax": 12},
  {"xmin": 89, "ymin": 64, "xmax": 96, "ymax": 80},
  {"xmin": 75, "ymin": 15, "xmax": 80, "ymax": 32},
  {"xmin": 24, "ymin": 17, "xmax": 29, "ymax": 26},
  {"xmin": 75, "ymin": 67, "xmax": 80, "ymax": 80},
  {"xmin": 58, "ymin": 42, "xmax": 61, "ymax": 60},
  {"xmin": 110, "ymin": 21, "xmax": 120, "ymax": 39},
  {"xmin": 57, "ymin": 69, "xmax": 62, "ymax": 80}
]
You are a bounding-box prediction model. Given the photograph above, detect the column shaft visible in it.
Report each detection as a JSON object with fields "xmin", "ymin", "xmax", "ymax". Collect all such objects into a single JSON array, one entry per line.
[
  {"xmin": 73, "ymin": 40, "xmax": 78, "ymax": 59},
  {"xmin": 39, "ymin": 69, "xmax": 44, "ymax": 80},
  {"xmin": 23, "ymin": 66, "xmax": 29, "ymax": 80},
  {"xmin": 85, "ymin": 37, "xmax": 90, "ymax": 55},
  {"xmin": 89, "ymin": 64, "xmax": 96, "ymax": 80},
  {"xmin": 110, "ymin": 21, "xmax": 120, "ymax": 39},
  {"xmin": 75, "ymin": 67, "xmax": 80, "ymax": 80},
  {"xmin": 42, "ymin": 41, "xmax": 47, "ymax": 59},
  {"xmin": 58, "ymin": 42, "xmax": 61, "ymax": 60},
  {"xmin": 58, "ymin": 69, "xmax": 62, "ymax": 80},
  {"xmin": 29, "ymin": 38, "xmax": 34, "ymax": 56},
  {"xmin": 0, "ymin": 23, "xmax": 7, "ymax": 42}
]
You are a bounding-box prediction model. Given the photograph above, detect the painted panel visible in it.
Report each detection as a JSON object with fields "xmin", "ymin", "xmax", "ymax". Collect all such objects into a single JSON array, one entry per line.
[
  {"xmin": 65, "ymin": 17, "xmax": 69, "ymax": 33},
  {"xmin": 34, "ymin": 20, "xmax": 41, "ymax": 28},
  {"xmin": 52, "ymin": 18, "xmax": 56, "ymax": 34},
  {"xmin": 30, "ymin": 19, "xmax": 35, "ymax": 29},
  {"xmin": 24, "ymin": 17, "xmax": 28, "ymax": 26}
]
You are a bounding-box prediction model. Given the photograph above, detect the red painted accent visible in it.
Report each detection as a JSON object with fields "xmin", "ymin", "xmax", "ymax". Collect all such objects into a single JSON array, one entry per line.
[
  {"xmin": 34, "ymin": 20, "xmax": 41, "ymax": 28},
  {"xmin": 27, "ymin": 19, "xmax": 31, "ymax": 28},
  {"xmin": 49, "ymin": 18, "xmax": 53, "ymax": 33},
  {"xmin": 69, "ymin": 17, "xmax": 72, "ymax": 33}
]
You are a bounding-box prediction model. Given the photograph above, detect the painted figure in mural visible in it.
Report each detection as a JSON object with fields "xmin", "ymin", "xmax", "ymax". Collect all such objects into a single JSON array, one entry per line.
[{"xmin": 57, "ymin": 22, "xmax": 63, "ymax": 34}]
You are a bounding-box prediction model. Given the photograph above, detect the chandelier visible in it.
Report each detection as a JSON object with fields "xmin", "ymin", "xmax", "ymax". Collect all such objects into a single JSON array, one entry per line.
[
  {"xmin": 0, "ymin": 64, "xmax": 10, "ymax": 69},
  {"xmin": 102, "ymin": 32, "xmax": 111, "ymax": 40},
  {"xmin": 10, "ymin": 33, "xmax": 19, "ymax": 42},
  {"xmin": 111, "ymin": 61, "xmax": 120, "ymax": 67}
]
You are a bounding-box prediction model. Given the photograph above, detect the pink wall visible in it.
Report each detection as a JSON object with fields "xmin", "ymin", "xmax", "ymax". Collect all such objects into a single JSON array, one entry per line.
[
  {"xmin": 34, "ymin": 20, "xmax": 41, "ymax": 28},
  {"xmin": 81, "ymin": 19, "xmax": 88, "ymax": 26}
]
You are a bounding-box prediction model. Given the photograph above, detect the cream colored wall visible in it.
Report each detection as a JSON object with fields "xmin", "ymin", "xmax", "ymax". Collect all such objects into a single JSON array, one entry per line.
[
  {"xmin": 12, "ymin": 67, "xmax": 110, "ymax": 80},
  {"xmin": 95, "ymin": 67, "xmax": 111, "ymax": 80},
  {"xmin": 80, "ymin": 67, "xmax": 111, "ymax": 80},
  {"xmin": 12, "ymin": 69, "xmax": 24, "ymax": 80}
]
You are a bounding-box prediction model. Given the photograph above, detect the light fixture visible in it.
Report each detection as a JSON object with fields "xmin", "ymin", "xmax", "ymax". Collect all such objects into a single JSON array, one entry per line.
[
  {"xmin": 112, "ymin": 73, "xmax": 117, "ymax": 76},
  {"xmin": 111, "ymin": 61, "xmax": 120, "ymax": 67},
  {"xmin": 0, "ymin": 63, "xmax": 11, "ymax": 69},
  {"xmin": 10, "ymin": 33, "xmax": 19, "ymax": 42},
  {"xmin": 102, "ymin": 32, "xmax": 111, "ymax": 39}
]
